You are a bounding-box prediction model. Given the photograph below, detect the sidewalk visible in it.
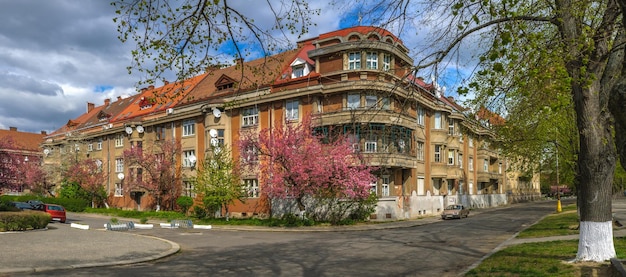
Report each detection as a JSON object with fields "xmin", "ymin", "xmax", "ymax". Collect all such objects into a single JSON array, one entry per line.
[{"xmin": 1, "ymin": 198, "xmax": 625, "ymax": 275}]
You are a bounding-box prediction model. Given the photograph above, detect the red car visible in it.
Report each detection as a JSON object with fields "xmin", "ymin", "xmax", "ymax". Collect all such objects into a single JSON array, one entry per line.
[{"xmin": 43, "ymin": 204, "xmax": 66, "ymax": 223}]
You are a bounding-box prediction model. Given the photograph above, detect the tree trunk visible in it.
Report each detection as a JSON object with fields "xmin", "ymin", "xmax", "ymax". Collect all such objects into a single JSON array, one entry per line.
[{"xmin": 572, "ymin": 84, "xmax": 616, "ymax": 261}]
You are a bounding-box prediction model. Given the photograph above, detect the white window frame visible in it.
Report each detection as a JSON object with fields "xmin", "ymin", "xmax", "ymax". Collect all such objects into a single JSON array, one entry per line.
[
  {"xmin": 115, "ymin": 134, "xmax": 124, "ymax": 147},
  {"xmin": 183, "ymin": 150, "xmax": 196, "ymax": 168},
  {"xmin": 286, "ymin": 99, "xmax": 299, "ymax": 121},
  {"xmin": 448, "ymin": 119, "xmax": 455, "ymax": 135},
  {"xmin": 417, "ymin": 177, "xmax": 425, "ymax": 196},
  {"xmin": 499, "ymin": 162, "xmax": 503, "ymax": 174},
  {"xmin": 114, "ymin": 183, "xmax": 123, "ymax": 197},
  {"xmin": 370, "ymin": 182, "xmax": 377, "ymax": 195},
  {"xmin": 184, "ymin": 181, "xmax": 196, "ymax": 198},
  {"xmin": 364, "ymin": 141, "xmax": 377, "ymax": 153},
  {"xmin": 182, "ymin": 120, "xmax": 195, "ymax": 137},
  {"xmin": 417, "ymin": 141, "xmax": 424, "ymax": 161},
  {"xmin": 242, "ymin": 107, "xmax": 259, "ymax": 127},
  {"xmin": 96, "ymin": 140, "xmax": 102, "ymax": 150},
  {"xmin": 469, "ymin": 136, "xmax": 474, "ymax": 147},
  {"xmin": 434, "ymin": 112, "xmax": 442, "ymax": 129},
  {"xmin": 417, "ymin": 106, "xmax": 425, "ymax": 126},
  {"xmin": 115, "ymin": 158, "xmax": 124, "ymax": 173},
  {"xmin": 245, "ymin": 179, "xmax": 259, "ymax": 198},
  {"xmin": 434, "ymin": 145, "xmax": 442, "ymax": 163},
  {"xmin": 292, "ymin": 65, "xmax": 305, "ymax": 78},
  {"xmin": 484, "ymin": 159, "xmax": 489, "ymax": 172},
  {"xmin": 448, "ymin": 150, "xmax": 455, "ymax": 165},
  {"xmin": 87, "ymin": 143, "xmax": 93, "ymax": 152},
  {"xmin": 348, "ymin": 52, "xmax": 361, "ymax": 69},
  {"xmin": 382, "ymin": 176, "xmax": 390, "ymax": 197},
  {"xmin": 469, "ymin": 157, "xmax": 474, "ymax": 171},
  {"xmin": 366, "ymin": 52, "xmax": 378, "ymax": 69},
  {"xmin": 458, "ymin": 153, "xmax": 463, "ymax": 168},
  {"xmin": 383, "ymin": 53, "xmax": 391, "ymax": 71}
]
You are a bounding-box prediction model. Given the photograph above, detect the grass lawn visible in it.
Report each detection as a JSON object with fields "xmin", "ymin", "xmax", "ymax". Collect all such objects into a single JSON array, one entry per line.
[{"xmin": 466, "ymin": 204, "xmax": 625, "ymax": 276}]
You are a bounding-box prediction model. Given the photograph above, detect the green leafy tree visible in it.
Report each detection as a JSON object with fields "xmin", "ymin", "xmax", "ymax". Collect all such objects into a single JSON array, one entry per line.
[
  {"xmin": 194, "ymin": 145, "xmax": 245, "ymax": 220},
  {"xmin": 176, "ymin": 196, "xmax": 194, "ymax": 215}
]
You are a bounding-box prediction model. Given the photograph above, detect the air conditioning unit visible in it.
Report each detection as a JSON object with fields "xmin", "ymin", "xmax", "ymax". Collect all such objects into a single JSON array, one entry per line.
[{"xmin": 166, "ymin": 108, "xmax": 174, "ymax": 115}]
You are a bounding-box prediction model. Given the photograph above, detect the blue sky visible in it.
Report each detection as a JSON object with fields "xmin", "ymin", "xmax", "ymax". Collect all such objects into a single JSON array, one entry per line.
[{"xmin": 0, "ymin": 0, "xmax": 473, "ymax": 134}]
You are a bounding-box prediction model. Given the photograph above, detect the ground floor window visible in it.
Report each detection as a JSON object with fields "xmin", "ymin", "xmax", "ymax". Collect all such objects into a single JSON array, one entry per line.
[
  {"xmin": 114, "ymin": 183, "xmax": 123, "ymax": 197},
  {"xmin": 183, "ymin": 181, "xmax": 195, "ymax": 198},
  {"xmin": 245, "ymin": 179, "xmax": 259, "ymax": 198}
]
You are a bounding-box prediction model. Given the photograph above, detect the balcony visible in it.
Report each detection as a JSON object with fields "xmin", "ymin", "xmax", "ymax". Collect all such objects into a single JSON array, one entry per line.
[{"xmin": 477, "ymin": 171, "xmax": 502, "ymax": 183}]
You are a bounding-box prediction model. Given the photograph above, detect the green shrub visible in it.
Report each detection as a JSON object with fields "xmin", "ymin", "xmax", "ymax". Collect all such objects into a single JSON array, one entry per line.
[
  {"xmin": 140, "ymin": 217, "xmax": 148, "ymax": 224},
  {"xmin": 0, "ymin": 211, "xmax": 50, "ymax": 231},
  {"xmin": 110, "ymin": 217, "xmax": 119, "ymax": 224},
  {"xmin": 176, "ymin": 196, "xmax": 193, "ymax": 214},
  {"xmin": 193, "ymin": 206, "xmax": 207, "ymax": 219}
]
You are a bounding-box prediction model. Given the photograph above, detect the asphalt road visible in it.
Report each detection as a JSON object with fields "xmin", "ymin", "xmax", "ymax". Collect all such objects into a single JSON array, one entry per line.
[{"xmin": 6, "ymin": 199, "xmax": 576, "ymax": 277}]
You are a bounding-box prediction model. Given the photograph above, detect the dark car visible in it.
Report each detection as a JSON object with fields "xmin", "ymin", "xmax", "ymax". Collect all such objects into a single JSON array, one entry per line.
[
  {"xmin": 26, "ymin": 200, "xmax": 44, "ymax": 210},
  {"xmin": 10, "ymin": 201, "xmax": 35, "ymax": 210},
  {"xmin": 441, "ymin": 204, "xmax": 469, "ymax": 219},
  {"xmin": 42, "ymin": 204, "xmax": 66, "ymax": 223}
]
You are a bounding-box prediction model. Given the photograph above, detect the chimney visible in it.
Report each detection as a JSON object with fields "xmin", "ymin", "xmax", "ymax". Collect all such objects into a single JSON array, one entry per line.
[
  {"xmin": 117, "ymin": 96, "xmax": 122, "ymax": 100},
  {"xmin": 87, "ymin": 102, "xmax": 95, "ymax": 113},
  {"xmin": 9, "ymin": 127, "xmax": 17, "ymax": 131},
  {"xmin": 104, "ymin": 98, "xmax": 111, "ymax": 105},
  {"xmin": 164, "ymin": 80, "xmax": 169, "ymax": 85},
  {"xmin": 41, "ymin": 131, "xmax": 47, "ymax": 135},
  {"xmin": 148, "ymin": 85, "xmax": 154, "ymax": 90}
]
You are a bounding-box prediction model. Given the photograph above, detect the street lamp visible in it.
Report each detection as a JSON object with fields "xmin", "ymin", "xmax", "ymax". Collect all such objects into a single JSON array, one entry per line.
[{"xmin": 553, "ymin": 140, "xmax": 562, "ymax": 213}]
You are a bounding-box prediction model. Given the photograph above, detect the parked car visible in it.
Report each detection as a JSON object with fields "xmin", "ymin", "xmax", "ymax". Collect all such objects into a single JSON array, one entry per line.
[
  {"xmin": 441, "ymin": 205, "xmax": 469, "ymax": 219},
  {"xmin": 10, "ymin": 201, "xmax": 35, "ymax": 210},
  {"xmin": 42, "ymin": 204, "xmax": 66, "ymax": 223},
  {"xmin": 26, "ymin": 200, "xmax": 44, "ymax": 210}
]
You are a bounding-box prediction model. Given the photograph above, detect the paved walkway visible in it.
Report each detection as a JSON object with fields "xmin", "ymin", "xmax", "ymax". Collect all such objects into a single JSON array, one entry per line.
[{"xmin": 1, "ymin": 197, "xmax": 625, "ymax": 275}]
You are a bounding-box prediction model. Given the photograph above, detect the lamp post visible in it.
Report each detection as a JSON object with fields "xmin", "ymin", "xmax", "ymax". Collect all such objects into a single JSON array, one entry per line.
[{"xmin": 554, "ymin": 140, "xmax": 562, "ymax": 213}]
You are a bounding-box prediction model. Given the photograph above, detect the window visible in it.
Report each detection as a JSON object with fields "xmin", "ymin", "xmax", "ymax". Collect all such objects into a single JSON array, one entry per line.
[
  {"xmin": 96, "ymin": 140, "xmax": 102, "ymax": 150},
  {"xmin": 115, "ymin": 134, "xmax": 124, "ymax": 147},
  {"xmin": 365, "ymin": 94, "xmax": 377, "ymax": 108},
  {"xmin": 417, "ymin": 106, "xmax": 425, "ymax": 125},
  {"xmin": 434, "ymin": 112, "xmax": 442, "ymax": 129},
  {"xmin": 434, "ymin": 145, "xmax": 442, "ymax": 163},
  {"xmin": 370, "ymin": 182, "xmax": 377, "ymax": 195},
  {"xmin": 417, "ymin": 177, "xmax": 425, "ymax": 196},
  {"xmin": 469, "ymin": 136, "xmax": 474, "ymax": 147},
  {"xmin": 115, "ymin": 158, "xmax": 124, "ymax": 173},
  {"xmin": 448, "ymin": 150, "xmax": 455, "ymax": 165},
  {"xmin": 459, "ymin": 132, "xmax": 463, "ymax": 142},
  {"xmin": 242, "ymin": 107, "xmax": 259, "ymax": 126},
  {"xmin": 469, "ymin": 182, "xmax": 474, "ymax": 195},
  {"xmin": 87, "ymin": 143, "xmax": 93, "ymax": 152},
  {"xmin": 243, "ymin": 145, "xmax": 258, "ymax": 162},
  {"xmin": 469, "ymin": 157, "xmax": 474, "ymax": 171},
  {"xmin": 366, "ymin": 52, "xmax": 378, "ymax": 69},
  {"xmin": 114, "ymin": 183, "xmax": 123, "ymax": 197},
  {"xmin": 383, "ymin": 53, "xmax": 391, "ymax": 71},
  {"xmin": 448, "ymin": 119, "xmax": 455, "ymax": 135},
  {"xmin": 183, "ymin": 181, "xmax": 195, "ymax": 198},
  {"xmin": 499, "ymin": 162, "xmax": 503, "ymax": 174},
  {"xmin": 381, "ymin": 97, "xmax": 390, "ymax": 110},
  {"xmin": 183, "ymin": 150, "xmax": 196, "ymax": 167},
  {"xmin": 382, "ymin": 176, "xmax": 390, "ymax": 197},
  {"xmin": 348, "ymin": 52, "xmax": 361, "ymax": 69},
  {"xmin": 207, "ymin": 129, "xmax": 225, "ymax": 148},
  {"xmin": 286, "ymin": 99, "xmax": 299, "ymax": 121},
  {"xmin": 292, "ymin": 65, "xmax": 304, "ymax": 78},
  {"xmin": 417, "ymin": 141, "xmax": 424, "ymax": 161},
  {"xmin": 458, "ymin": 153, "xmax": 463, "ymax": 168},
  {"xmin": 156, "ymin": 125, "xmax": 166, "ymax": 140},
  {"xmin": 347, "ymin": 94, "xmax": 360, "ymax": 109},
  {"xmin": 183, "ymin": 120, "xmax": 195, "ymax": 136},
  {"xmin": 364, "ymin": 141, "xmax": 377, "ymax": 153},
  {"xmin": 484, "ymin": 159, "xmax": 489, "ymax": 172},
  {"xmin": 245, "ymin": 179, "xmax": 259, "ymax": 198}
]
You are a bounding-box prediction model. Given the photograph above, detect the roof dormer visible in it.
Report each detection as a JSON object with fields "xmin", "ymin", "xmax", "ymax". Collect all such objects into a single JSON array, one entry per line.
[
  {"xmin": 215, "ymin": 74, "xmax": 237, "ymax": 91},
  {"xmin": 290, "ymin": 58, "xmax": 312, "ymax": 79}
]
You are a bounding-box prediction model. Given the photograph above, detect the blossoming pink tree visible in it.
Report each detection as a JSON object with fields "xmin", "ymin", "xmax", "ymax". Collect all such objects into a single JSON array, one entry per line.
[
  {"xmin": 123, "ymin": 139, "xmax": 182, "ymax": 211},
  {"xmin": 63, "ymin": 158, "xmax": 108, "ymax": 207},
  {"xmin": 239, "ymin": 116, "xmax": 376, "ymax": 220},
  {"xmin": 0, "ymin": 137, "xmax": 22, "ymax": 190}
]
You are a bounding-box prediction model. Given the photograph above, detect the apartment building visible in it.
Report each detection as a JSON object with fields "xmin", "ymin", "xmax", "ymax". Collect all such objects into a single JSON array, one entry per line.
[{"xmin": 42, "ymin": 26, "xmax": 531, "ymax": 219}]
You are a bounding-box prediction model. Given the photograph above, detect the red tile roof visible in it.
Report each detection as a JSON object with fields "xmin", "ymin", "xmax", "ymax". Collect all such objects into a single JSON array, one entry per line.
[{"xmin": 0, "ymin": 128, "xmax": 45, "ymax": 152}]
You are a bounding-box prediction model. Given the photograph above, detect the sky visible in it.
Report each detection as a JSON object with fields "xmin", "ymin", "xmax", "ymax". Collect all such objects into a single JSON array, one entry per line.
[{"xmin": 0, "ymin": 0, "xmax": 474, "ymax": 134}]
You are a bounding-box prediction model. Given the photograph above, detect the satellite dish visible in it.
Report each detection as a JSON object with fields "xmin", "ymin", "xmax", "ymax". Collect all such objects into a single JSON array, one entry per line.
[
  {"xmin": 210, "ymin": 137, "xmax": 219, "ymax": 147},
  {"xmin": 125, "ymin": 126, "xmax": 133, "ymax": 135},
  {"xmin": 117, "ymin": 173, "xmax": 125, "ymax": 180},
  {"xmin": 213, "ymin": 108, "xmax": 222, "ymax": 118},
  {"xmin": 136, "ymin": 125, "xmax": 144, "ymax": 133},
  {"xmin": 209, "ymin": 129, "xmax": 218, "ymax": 138},
  {"xmin": 95, "ymin": 159, "xmax": 103, "ymax": 167},
  {"xmin": 43, "ymin": 149, "xmax": 50, "ymax": 155}
]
